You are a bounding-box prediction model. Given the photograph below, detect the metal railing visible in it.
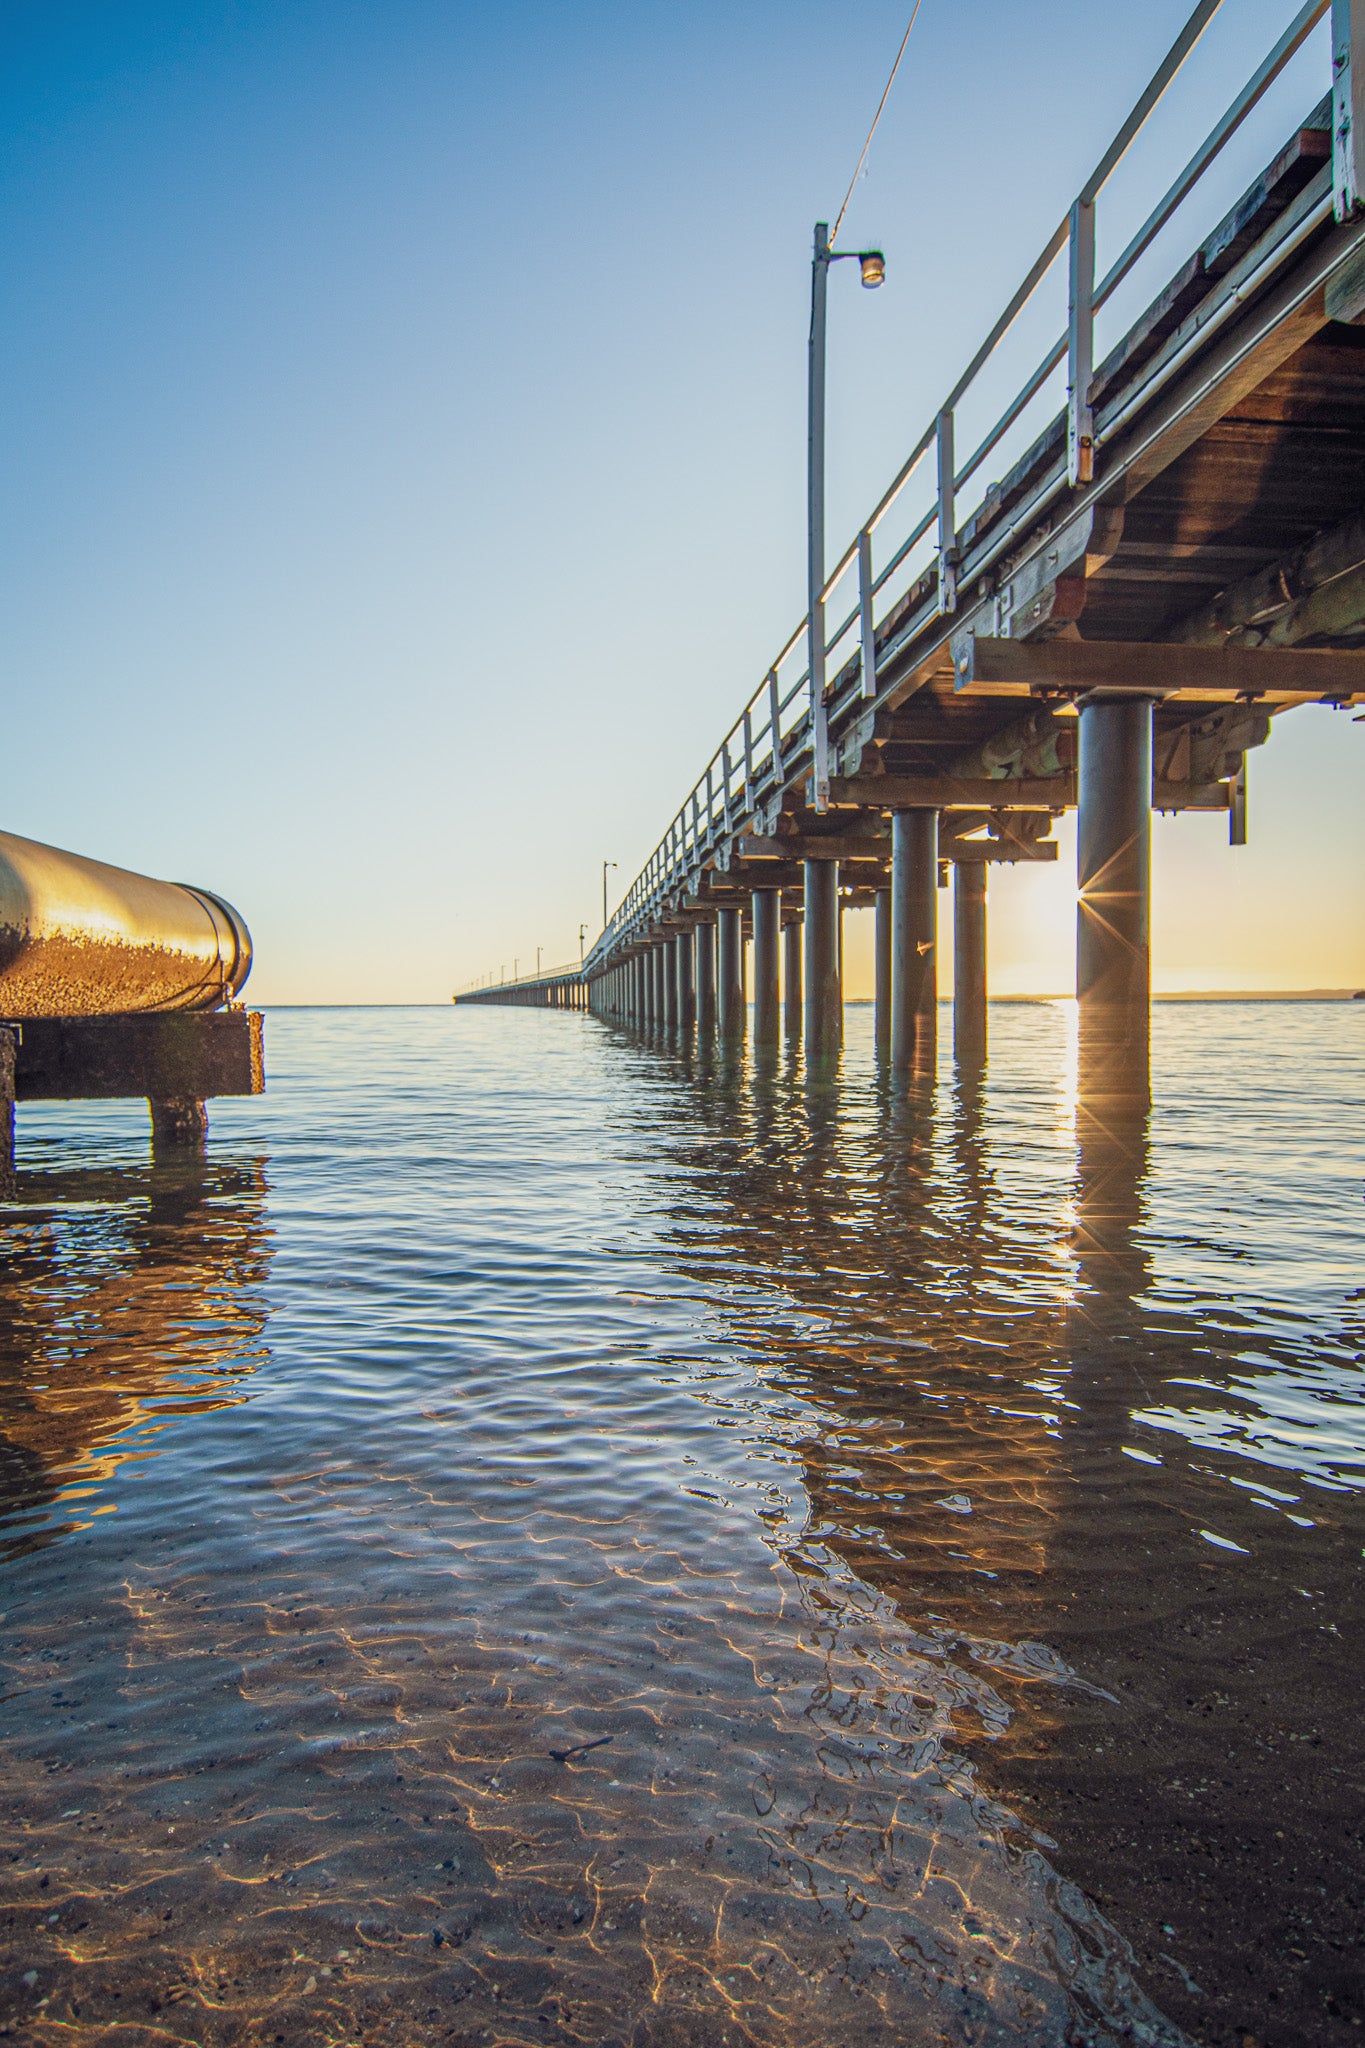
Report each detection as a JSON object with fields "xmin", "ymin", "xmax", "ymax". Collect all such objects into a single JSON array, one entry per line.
[
  {"xmin": 584, "ymin": 0, "xmax": 1344, "ymax": 977},
  {"xmin": 454, "ymin": 960, "xmax": 582, "ymax": 998}
]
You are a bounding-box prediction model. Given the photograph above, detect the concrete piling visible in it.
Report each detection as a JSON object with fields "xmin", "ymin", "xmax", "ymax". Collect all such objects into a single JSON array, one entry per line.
[
  {"xmin": 783, "ymin": 918, "xmax": 803, "ymax": 1042},
  {"xmin": 677, "ymin": 926, "xmax": 696, "ymax": 1031},
  {"xmin": 803, "ymin": 862, "xmax": 841, "ymax": 1059},
  {"xmin": 1077, "ymin": 697, "xmax": 1153, "ymax": 1102},
  {"xmin": 953, "ymin": 864, "xmax": 988, "ymax": 1067},
  {"xmin": 890, "ymin": 811, "xmax": 938, "ymax": 1074},
  {"xmin": 696, "ymin": 919, "xmax": 716, "ymax": 1036},
  {"xmin": 751, "ymin": 890, "xmax": 781, "ymax": 1047},
  {"xmin": 663, "ymin": 936, "xmax": 679, "ymax": 1030},
  {"xmin": 874, "ymin": 887, "xmax": 892, "ymax": 1060},
  {"xmin": 717, "ymin": 908, "xmax": 745, "ymax": 1042}
]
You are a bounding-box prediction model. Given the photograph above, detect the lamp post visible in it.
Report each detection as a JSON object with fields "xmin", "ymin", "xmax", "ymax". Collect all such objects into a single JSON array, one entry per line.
[
  {"xmin": 536, "ymin": 946, "xmax": 543, "ymax": 977},
  {"xmin": 808, "ymin": 223, "xmax": 885, "ymax": 811},
  {"xmin": 579, "ymin": 923, "xmax": 588, "ymax": 964},
  {"xmin": 602, "ymin": 860, "xmax": 617, "ymax": 929}
]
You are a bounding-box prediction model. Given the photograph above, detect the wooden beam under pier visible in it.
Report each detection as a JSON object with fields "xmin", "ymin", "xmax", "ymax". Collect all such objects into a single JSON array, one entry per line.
[
  {"xmin": 825, "ymin": 773, "xmax": 1232, "ymax": 811},
  {"xmin": 949, "ymin": 634, "xmax": 1365, "ymax": 700}
]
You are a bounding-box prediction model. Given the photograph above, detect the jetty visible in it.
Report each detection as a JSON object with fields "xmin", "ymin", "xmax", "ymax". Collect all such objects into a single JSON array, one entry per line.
[{"xmin": 458, "ymin": 0, "xmax": 1365, "ymax": 1100}]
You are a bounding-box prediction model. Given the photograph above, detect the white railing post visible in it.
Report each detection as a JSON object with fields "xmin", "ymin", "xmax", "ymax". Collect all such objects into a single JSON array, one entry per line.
[
  {"xmin": 1334, "ymin": 0, "xmax": 1365, "ymax": 219},
  {"xmin": 857, "ymin": 529, "xmax": 878, "ymax": 697},
  {"xmin": 1068, "ymin": 197, "xmax": 1096, "ymax": 487},
  {"xmin": 721, "ymin": 741, "xmax": 733, "ymax": 831},
  {"xmin": 936, "ymin": 410, "xmax": 958, "ymax": 615},
  {"xmin": 742, "ymin": 708, "xmax": 754, "ymax": 815},
  {"xmin": 768, "ymin": 669, "xmax": 782, "ymax": 777}
]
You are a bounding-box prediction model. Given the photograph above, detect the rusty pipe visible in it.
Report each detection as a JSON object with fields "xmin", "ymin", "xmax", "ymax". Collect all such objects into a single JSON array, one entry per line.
[{"xmin": 0, "ymin": 828, "xmax": 252, "ymax": 1018}]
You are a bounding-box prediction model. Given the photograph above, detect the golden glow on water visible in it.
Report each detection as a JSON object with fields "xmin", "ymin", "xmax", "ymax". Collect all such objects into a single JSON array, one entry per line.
[{"xmin": 0, "ymin": 1003, "xmax": 1360, "ymax": 2045}]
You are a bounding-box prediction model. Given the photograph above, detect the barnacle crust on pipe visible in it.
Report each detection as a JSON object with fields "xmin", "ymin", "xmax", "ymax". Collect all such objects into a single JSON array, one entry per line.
[{"xmin": 0, "ymin": 829, "xmax": 252, "ymax": 1017}]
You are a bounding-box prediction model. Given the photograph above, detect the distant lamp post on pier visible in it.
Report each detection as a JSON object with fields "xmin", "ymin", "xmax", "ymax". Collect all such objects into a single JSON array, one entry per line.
[
  {"xmin": 536, "ymin": 946, "xmax": 543, "ymax": 977},
  {"xmin": 808, "ymin": 222, "xmax": 885, "ymax": 810},
  {"xmin": 579, "ymin": 923, "xmax": 588, "ymax": 964},
  {"xmin": 602, "ymin": 860, "xmax": 617, "ymax": 930}
]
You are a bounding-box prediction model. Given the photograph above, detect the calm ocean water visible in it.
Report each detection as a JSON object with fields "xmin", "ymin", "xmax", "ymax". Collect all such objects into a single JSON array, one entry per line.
[{"xmin": 0, "ymin": 1001, "xmax": 1360, "ymax": 2047}]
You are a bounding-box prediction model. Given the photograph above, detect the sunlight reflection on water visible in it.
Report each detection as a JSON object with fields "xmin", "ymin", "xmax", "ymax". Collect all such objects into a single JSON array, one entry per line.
[{"xmin": 0, "ymin": 1001, "xmax": 1359, "ymax": 2045}]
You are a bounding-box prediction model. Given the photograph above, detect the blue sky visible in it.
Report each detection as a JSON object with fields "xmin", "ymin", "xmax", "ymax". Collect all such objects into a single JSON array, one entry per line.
[{"xmin": 3, "ymin": 0, "xmax": 1361, "ymax": 999}]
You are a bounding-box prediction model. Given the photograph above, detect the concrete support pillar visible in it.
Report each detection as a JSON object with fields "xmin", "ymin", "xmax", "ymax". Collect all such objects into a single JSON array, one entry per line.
[
  {"xmin": 803, "ymin": 862, "xmax": 841, "ymax": 1058},
  {"xmin": 717, "ymin": 907, "xmax": 745, "ymax": 1041},
  {"xmin": 874, "ymin": 888, "xmax": 892, "ymax": 1059},
  {"xmin": 1077, "ymin": 696, "xmax": 1152, "ymax": 1101},
  {"xmin": 696, "ymin": 919, "xmax": 716, "ymax": 1035},
  {"xmin": 751, "ymin": 889, "xmax": 781, "ymax": 1046},
  {"xmin": 783, "ymin": 918, "xmax": 803, "ymax": 1041},
  {"xmin": 890, "ymin": 810, "xmax": 938, "ymax": 1073},
  {"xmin": 662, "ymin": 936, "xmax": 679, "ymax": 1029},
  {"xmin": 677, "ymin": 926, "xmax": 695, "ymax": 1030},
  {"xmin": 150, "ymin": 1097, "xmax": 208, "ymax": 1154},
  {"xmin": 954, "ymin": 864, "xmax": 988, "ymax": 1066}
]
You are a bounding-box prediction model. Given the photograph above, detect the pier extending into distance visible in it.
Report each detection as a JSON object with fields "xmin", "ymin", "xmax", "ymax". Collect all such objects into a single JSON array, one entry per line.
[{"xmin": 458, "ymin": 0, "xmax": 1365, "ymax": 1097}]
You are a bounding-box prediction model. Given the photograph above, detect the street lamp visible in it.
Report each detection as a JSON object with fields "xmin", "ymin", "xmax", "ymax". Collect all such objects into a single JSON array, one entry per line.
[
  {"xmin": 808, "ymin": 222, "xmax": 885, "ymax": 811},
  {"xmin": 536, "ymin": 946, "xmax": 543, "ymax": 977},
  {"xmin": 579, "ymin": 923, "xmax": 588, "ymax": 964},
  {"xmin": 602, "ymin": 859, "xmax": 617, "ymax": 929}
]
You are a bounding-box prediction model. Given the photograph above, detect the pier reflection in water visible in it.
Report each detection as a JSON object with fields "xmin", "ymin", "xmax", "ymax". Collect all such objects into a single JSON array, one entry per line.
[{"xmin": 0, "ymin": 1006, "xmax": 1358, "ymax": 2046}]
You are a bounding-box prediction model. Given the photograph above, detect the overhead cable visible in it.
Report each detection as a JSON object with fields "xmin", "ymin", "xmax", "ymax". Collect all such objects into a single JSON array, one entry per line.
[{"xmin": 830, "ymin": 0, "xmax": 925, "ymax": 251}]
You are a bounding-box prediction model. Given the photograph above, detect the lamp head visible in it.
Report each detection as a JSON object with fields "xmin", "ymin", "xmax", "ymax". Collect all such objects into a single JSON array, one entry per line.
[{"xmin": 858, "ymin": 250, "xmax": 886, "ymax": 289}]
